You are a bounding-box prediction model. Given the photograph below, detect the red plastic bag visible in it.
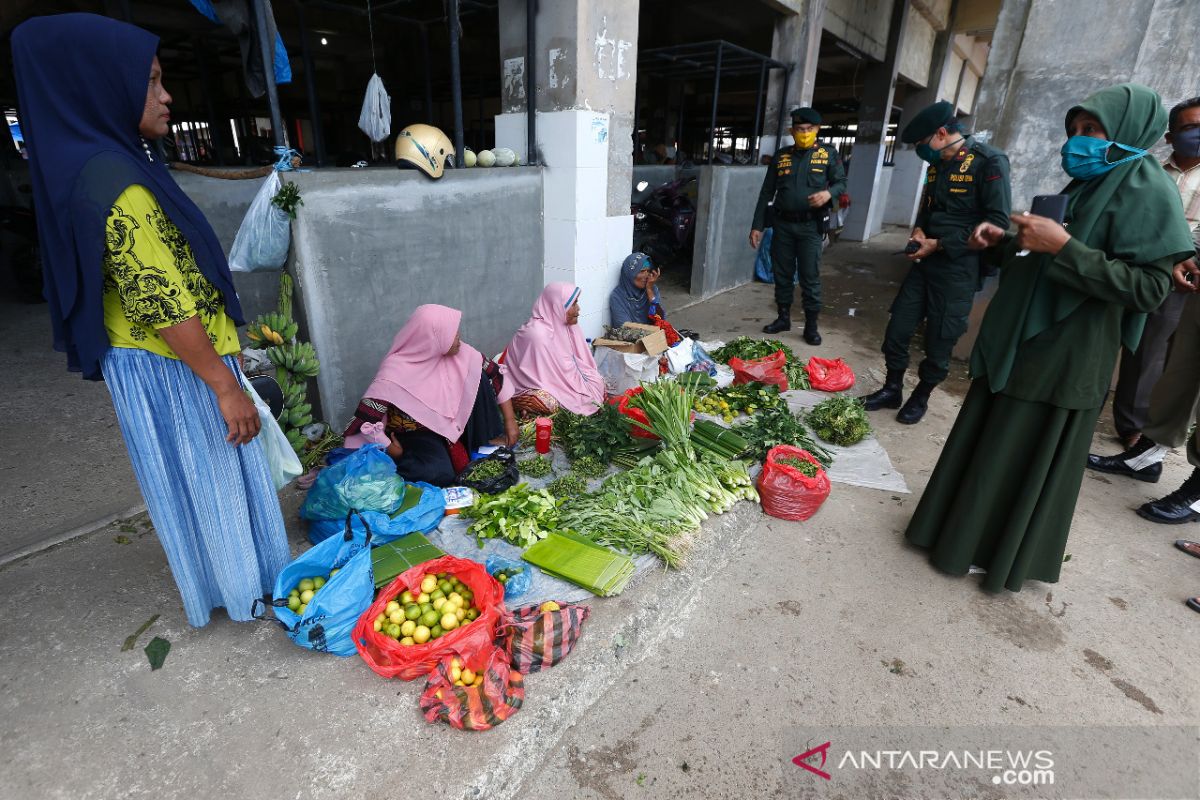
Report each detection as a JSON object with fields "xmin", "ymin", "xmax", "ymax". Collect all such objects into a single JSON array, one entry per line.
[
  {"xmin": 757, "ymin": 445, "xmax": 831, "ymax": 521},
  {"xmin": 418, "ymin": 645, "xmax": 526, "ymax": 731},
  {"xmin": 501, "ymin": 602, "xmax": 591, "ymax": 674},
  {"xmin": 353, "ymin": 555, "xmax": 505, "ymax": 680},
  {"xmin": 806, "ymin": 357, "xmax": 855, "ymax": 391},
  {"xmin": 729, "ymin": 350, "xmax": 789, "ymax": 392}
]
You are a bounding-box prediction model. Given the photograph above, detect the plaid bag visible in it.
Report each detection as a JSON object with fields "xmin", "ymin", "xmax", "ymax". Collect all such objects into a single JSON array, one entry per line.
[
  {"xmin": 418, "ymin": 646, "xmax": 525, "ymax": 731},
  {"xmin": 501, "ymin": 602, "xmax": 591, "ymax": 674}
]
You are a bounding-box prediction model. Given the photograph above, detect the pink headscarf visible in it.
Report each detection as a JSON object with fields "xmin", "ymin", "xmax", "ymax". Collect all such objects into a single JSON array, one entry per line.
[
  {"xmin": 505, "ymin": 283, "xmax": 605, "ymax": 415},
  {"xmin": 359, "ymin": 305, "xmax": 484, "ymax": 441}
]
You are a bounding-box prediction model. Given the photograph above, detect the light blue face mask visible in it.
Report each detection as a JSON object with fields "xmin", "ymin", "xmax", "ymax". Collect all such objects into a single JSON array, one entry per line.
[{"xmin": 1060, "ymin": 135, "xmax": 1148, "ymax": 179}]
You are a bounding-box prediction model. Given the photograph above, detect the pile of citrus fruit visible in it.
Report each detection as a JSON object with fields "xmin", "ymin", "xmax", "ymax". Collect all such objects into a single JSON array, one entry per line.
[
  {"xmin": 286, "ymin": 569, "xmax": 339, "ymax": 615},
  {"xmin": 371, "ymin": 571, "xmax": 481, "ymax": 646}
]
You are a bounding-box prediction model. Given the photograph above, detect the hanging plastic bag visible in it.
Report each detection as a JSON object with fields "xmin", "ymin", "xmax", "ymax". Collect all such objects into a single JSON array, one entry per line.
[
  {"xmin": 300, "ymin": 443, "xmax": 406, "ymax": 521},
  {"xmin": 256, "ymin": 511, "xmax": 376, "ymax": 656},
  {"xmin": 418, "ymin": 646, "xmax": 525, "ymax": 731},
  {"xmin": 807, "ymin": 357, "xmax": 856, "ymax": 392},
  {"xmin": 500, "ymin": 602, "xmax": 590, "ymax": 674},
  {"xmin": 306, "ymin": 481, "xmax": 445, "ymax": 545},
  {"xmin": 228, "ymin": 171, "xmax": 290, "ymax": 272},
  {"xmin": 353, "ymin": 555, "xmax": 505, "ymax": 680},
  {"xmin": 729, "ymin": 350, "xmax": 789, "ymax": 392},
  {"xmin": 757, "ymin": 445, "xmax": 831, "ymax": 521},
  {"xmin": 245, "ymin": 378, "xmax": 302, "ymax": 490},
  {"xmin": 754, "ymin": 226, "xmax": 774, "ymax": 283},
  {"xmin": 358, "ymin": 72, "xmax": 391, "ymax": 143},
  {"xmin": 485, "ymin": 556, "xmax": 533, "ymax": 602}
]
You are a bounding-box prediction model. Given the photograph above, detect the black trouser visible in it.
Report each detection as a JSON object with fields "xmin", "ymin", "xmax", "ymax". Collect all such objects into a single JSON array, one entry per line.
[
  {"xmin": 393, "ymin": 371, "xmax": 503, "ymax": 487},
  {"xmin": 1112, "ymin": 291, "xmax": 1187, "ymax": 439},
  {"xmin": 770, "ymin": 218, "xmax": 823, "ymax": 313},
  {"xmin": 881, "ymin": 253, "xmax": 978, "ymax": 385}
]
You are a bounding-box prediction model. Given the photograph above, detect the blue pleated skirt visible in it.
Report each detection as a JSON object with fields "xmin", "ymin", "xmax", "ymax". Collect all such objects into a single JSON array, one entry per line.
[{"xmin": 102, "ymin": 347, "xmax": 291, "ymax": 627}]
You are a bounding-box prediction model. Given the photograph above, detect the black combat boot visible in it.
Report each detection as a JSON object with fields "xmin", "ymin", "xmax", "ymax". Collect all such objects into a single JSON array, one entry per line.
[
  {"xmin": 862, "ymin": 368, "xmax": 905, "ymax": 411},
  {"xmin": 803, "ymin": 311, "xmax": 822, "ymax": 345},
  {"xmin": 1085, "ymin": 436, "xmax": 1164, "ymax": 483},
  {"xmin": 1137, "ymin": 468, "xmax": 1200, "ymax": 524},
  {"xmin": 763, "ymin": 304, "xmax": 791, "ymax": 334},
  {"xmin": 896, "ymin": 380, "xmax": 935, "ymax": 424}
]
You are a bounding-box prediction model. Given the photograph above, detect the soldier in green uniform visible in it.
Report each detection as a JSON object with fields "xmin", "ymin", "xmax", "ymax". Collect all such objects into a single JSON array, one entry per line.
[
  {"xmin": 750, "ymin": 107, "xmax": 847, "ymax": 344},
  {"xmin": 860, "ymin": 101, "xmax": 1012, "ymax": 424}
]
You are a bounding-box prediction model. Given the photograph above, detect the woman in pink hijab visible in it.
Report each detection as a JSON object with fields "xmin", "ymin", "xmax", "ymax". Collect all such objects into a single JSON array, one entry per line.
[
  {"xmin": 342, "ymin": 305, "xmax": 518, "ymax": 486},
  {"xmin": 505, "ymin": 283, "xmax": 605, "ymax": 416}
]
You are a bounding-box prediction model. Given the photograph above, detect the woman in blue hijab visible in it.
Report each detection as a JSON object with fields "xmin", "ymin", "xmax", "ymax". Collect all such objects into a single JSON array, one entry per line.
[
  {"xmin": 12, "ymin": 14, "xmax": 289, "ymax": 627},
  {"xmin": 609, "ymin": 251, "xmax": 665, "ymax": 327}
]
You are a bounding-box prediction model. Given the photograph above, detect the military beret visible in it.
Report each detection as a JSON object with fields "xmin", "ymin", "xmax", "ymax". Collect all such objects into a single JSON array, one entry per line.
[
  {"xmin": 901, "ymin": 100, "xmax": 957, "ymax": 143},
  {"xmin": 790, "ymin": 107, "xmax": 822, "ymax": 125}
]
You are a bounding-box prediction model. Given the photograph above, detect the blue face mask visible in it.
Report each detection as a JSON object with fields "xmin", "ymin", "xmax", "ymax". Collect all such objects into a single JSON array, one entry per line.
[
  {"xmin": 1173, "ymin": 127, "xmax": 1200, "ymax": 158},
  {"xmin": 1060, "ymin": 135, "xmax": 1148, "ymax": 179},
  {"xmin": 916, "ymin": 136, "xmax": 963, "ymax": 164}
]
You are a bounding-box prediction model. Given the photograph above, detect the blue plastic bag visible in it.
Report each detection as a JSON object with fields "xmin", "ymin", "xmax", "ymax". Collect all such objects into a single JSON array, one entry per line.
[
  {"xmin": 754, "ymin": 226, "xmax": 774, "ymax": 283},
  {"xmin": 486, "ymin": 555, "xmax": 533, "ymax": 602},
  {"xmin": 259, "ymin": 512, "xmax": 375, "ymax": 656},
  {"xmin": 301, "ymin": 444, "xmax": 406, "ymax": 521},
  {"xmin": 307, "ymin": 481, "xmax": 446, "ymax": 545}
]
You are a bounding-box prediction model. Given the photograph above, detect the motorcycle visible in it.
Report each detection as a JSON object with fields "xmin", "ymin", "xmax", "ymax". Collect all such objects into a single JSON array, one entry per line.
[{"xmin": 631, "ymin": 176, "xmax": 697, "ymax": 269}]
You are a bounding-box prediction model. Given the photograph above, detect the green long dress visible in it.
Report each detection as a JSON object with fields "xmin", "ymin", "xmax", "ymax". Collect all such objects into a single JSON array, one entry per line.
[{"xmin": 905, "ymin": 83, "xmax": 1196, "ymax": 592}]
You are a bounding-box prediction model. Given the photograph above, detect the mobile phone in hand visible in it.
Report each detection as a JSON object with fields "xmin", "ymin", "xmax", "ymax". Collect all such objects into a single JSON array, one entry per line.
[{"xmin": 1017, "ymin": 194, "xmax": 1069, "ymax": 257}]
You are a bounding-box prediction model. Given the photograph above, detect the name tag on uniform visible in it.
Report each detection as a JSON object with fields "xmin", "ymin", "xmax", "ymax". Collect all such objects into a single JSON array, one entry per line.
[
  {"xmin": 948, "ymin": 173, "xmax": 974, "ymax": 183},
  {"xmin": 949, "ymin": 187, "xmax": 969, "ymax": 194}
]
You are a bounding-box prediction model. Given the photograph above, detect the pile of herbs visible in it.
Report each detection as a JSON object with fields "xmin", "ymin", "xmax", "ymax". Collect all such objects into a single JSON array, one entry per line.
[
  {"xmin": 553, "ymin": 403, "xmax": 633, "ymax": 464},
  {"xmin": 460, "ymin": 483, "xmax": 558, "ymax": 548},
  {"xmin": 710, "ymin": 336, "xmax": 810, "ymax": 390},
  {"xmin": 735, "ymin": 405, "xmax": 833, "ymax": 466},
  {"xmin": 807, "ymin": 396, "xmax": 872, "ymax": 447},
  {"xmin": 777, "ymin": 455, "xmax": 820, "ymax": 478}
]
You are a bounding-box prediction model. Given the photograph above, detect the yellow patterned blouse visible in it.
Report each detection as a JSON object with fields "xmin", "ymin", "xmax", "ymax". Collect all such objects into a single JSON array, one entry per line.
[{"xmin": 102, "ymin": 184, "xmax": 240, "ymax": 358}]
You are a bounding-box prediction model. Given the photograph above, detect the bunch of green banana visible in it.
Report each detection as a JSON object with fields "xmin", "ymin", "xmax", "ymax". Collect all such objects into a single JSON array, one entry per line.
[
  {"xmin": 282, "ymin": 378, "xmax": 307, "ymax": 409},
  {"xmin": 266, "ymin": 341, "xmax": 320, "ymax": 378},
  {"xmin": 245, "ymin": 312, "xmax": 297, "ymax": 348},
  {"xmin": 285, "ymin": 426, "xmax": 307, "ymax": 454},
  {"xmin": 284, "ymin": 402, "xmax": 314, "ymax": 429}
]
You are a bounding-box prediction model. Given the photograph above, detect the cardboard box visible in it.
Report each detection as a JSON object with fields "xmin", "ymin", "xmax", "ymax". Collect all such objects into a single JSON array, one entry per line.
[{"xmin": 592, "ymin": 322, "xmax": 669, "ymax": 356}]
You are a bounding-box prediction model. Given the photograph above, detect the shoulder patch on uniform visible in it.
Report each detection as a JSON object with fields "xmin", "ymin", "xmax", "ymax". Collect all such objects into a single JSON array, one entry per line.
[{"xmin": 959, "ymin": 153, "xmax": 975, "ymax": 173}]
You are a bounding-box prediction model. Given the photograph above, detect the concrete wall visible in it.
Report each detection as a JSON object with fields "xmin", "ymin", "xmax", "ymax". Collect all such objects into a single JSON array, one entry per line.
[
  {"xmin": 284, "ymin": 168, "xmax": 545, "ymax": 428},
  {"xmin": 823, "ymin": 0, "xmax": 893, "ymax": 62},
  {"xmin": 897, "ymin": 12, "xmax": 937, "ymax": 86},
  {"xmin": 173, "ymin": 170, "xmax": 283, "ymax": 325},
  {"xmin": 690, "ymin": 166, "xmax": 765, "ymax": 299}
]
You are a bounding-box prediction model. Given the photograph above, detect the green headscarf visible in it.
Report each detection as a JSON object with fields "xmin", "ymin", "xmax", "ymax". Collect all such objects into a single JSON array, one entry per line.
[{"xmin": 973, "ymin": 83, "xmax": 1196, "ymax": 394}]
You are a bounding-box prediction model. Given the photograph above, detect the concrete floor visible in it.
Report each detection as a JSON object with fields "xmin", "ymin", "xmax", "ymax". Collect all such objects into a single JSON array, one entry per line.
[{"xmin": 1, "ymin": 231, "xmax": 1197, "ymax": 800}]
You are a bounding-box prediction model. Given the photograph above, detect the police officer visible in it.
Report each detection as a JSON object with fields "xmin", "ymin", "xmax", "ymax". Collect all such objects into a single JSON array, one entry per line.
[
  {"xmin": 861, "ymin": 101, "xmax": 1011, "ymax": 424},
  {"xmin": 750, "ymin": 107, "xmax": 846, "ymax": 344}
]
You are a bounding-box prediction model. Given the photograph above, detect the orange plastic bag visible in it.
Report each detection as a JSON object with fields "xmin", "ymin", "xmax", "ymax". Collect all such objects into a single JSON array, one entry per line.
[
  {"xmin": 757, "ymin": 445, "xmax": 831, "ymax": 521},
  {"xmin": 729, "ymin": 350, "xmax": 789, "ymax": 392},
  {"xmin": 418, "ymin": 645, "xmax": 526, "ymax": 731},
  {"xmin": 501, "ymin": 602, "xmax": 591, "ymax": 674},
  {"xmin": 806, "ymin": 357, "xmax": 855, "ymax": 391},
  {"xmin": 353, "ymin": 555, "xmax": 504, "ymax": 680}
]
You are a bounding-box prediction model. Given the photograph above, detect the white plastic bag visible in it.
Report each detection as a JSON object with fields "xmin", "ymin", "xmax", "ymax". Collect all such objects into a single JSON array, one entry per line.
[
  {"xmin": 593, "ymin": 346, "xmax": 661, "ymax": 395},
  {"xmin": 665, "ymin": 338, "xmax": 695, "ymax": 374},
  {"xmin": 358, "ymin": 73, "xmax": 391, "ymax": 143},
  {"xmin": 229, "ymin": 172, "xmax": 290, "ymax": 272},
  {"xmin": 246, "ymin": 379, "xmax": 303, "ymax": 490}
]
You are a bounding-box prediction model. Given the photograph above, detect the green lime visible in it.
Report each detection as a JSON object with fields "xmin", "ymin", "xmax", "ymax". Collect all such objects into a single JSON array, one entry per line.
[
  {"xmin": 420, "ymin": 609, "xmax": 440, "ymax": 628},
  {"xmin": 404, "ymin": 604, "xmax": 421, "ymax": 621},
  {"xmin": 430, "ymin": 589, "xmax": 445, "ymax": 601},
  {"xmin": 466, "ymin": 608, "xmax": 479, "ymax": 621},
  {"xmin": 498, "ymin": 574, "xmax": 508, "ymax": 583},
  {"xmin": 420, "ymin": 603, "xmax": 433, "ymax": 614},
  {"xmin": 461, "ymin": 590, "xmax": 474, "ymax": 603},
  {"xmin": 438, "ymin": 580, "xmax": 453, "ymax": 594},
  {"xmin": 430, "ymin": 624, "xmax": 444, "ymax": 639}
]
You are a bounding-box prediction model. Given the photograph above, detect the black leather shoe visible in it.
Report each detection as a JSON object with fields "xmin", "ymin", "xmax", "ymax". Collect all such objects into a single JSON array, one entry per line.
[
  {"xmin": 803, "ymin": 313, "xmax": 821, "ymax": 345},
  {"xmin": 1086, "ymin": 437, "xmax": 1163, "ymax": 483},
  {"xmin": 896, "ymin": 380, "xmax": 935, "ymax": 425},
  {"xmin": 1137, "ymin": 470, "xmax": 1200, "ymax": 524},
  {"xmin": 863, "ymin": 368, "xmax": 904, "ymax": 410},
  {"xmin": 763, "ymin": 304, "xmax": 791, "ymax": 334}
]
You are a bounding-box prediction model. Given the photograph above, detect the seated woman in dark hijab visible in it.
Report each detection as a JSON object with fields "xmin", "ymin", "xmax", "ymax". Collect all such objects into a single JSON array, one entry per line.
[{"xmin": 609, "ymin": 252, "xmax": 665, "ymax": 327}]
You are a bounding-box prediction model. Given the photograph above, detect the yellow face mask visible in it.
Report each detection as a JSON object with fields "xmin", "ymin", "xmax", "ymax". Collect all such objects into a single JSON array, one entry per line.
[{"xmin": 793, "ymin": 129, "xmax": 818, "ymax": 149}]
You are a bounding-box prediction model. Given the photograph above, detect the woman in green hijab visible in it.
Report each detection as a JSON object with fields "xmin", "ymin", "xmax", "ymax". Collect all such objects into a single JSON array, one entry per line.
[{"xmin": 904, "ymin": 83, "xmax": 1195, "ymax": 592}]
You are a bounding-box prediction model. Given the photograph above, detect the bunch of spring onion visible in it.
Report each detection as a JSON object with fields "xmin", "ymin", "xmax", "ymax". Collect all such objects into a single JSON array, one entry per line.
[{"xmin": 627, "ymin": 380, "xmax": 699, "ymax": 457}]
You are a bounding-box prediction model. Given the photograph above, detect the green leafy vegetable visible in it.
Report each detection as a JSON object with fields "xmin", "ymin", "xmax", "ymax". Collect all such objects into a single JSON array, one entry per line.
[
  {"xmin": 710, "ymin": 336, "xmax": 810, "ymax": 389},
  {"xmin": 570, "ymin": 455, "xmax": 609, "ymax": 479},
  {"xmin": 460, "ymin": 484, "xmax": 558, "ymax": 548},
  {"xmin": 461, "ymin": 459, "xmax": 507, "ymax": 483},
  {"xmin": 807, "ymin": 397, "xmax": 872, "ymax": 447},
  {"xmin": 271, "ymin": 181, "xmax": 304, "ymax": 219},
  {"xmin": 518, "ymin": 455, "xmax": 553, "ymax": 478},
  {"xmin": 553, "ymin": 403, "xmax": 632, "ymax": 464},
  {"xmin": 777, "ymin": 455, "xmax": 820, "ymax": 477},
  {"xmin": 547, "ymin": 473, "xmax": 588, "ymax": 497},
  {"xmin": 734, "ymin": 405, "xmax": 833, "ymax": 465}
]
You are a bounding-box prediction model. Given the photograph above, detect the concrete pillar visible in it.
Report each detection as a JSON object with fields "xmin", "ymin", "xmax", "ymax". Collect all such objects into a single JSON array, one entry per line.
[
  {"xmin": 494, "ymin": 0, "xmax": 639, "ymax": 340},
  {"xmin": 761, "ymin": 0, "xmax": 827, "ymax": 156},
  {"xmin": 841, "ymin": 0, "xmax": 910, "ymax": 242},
  {"xmin": 882, "ymin": 0, "xmax": 960, "ymax": 227}
]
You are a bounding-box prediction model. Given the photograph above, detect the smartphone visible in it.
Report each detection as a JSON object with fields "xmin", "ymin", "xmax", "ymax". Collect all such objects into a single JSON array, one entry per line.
[{"xmin": 1016, "ymin": 194, "xmax": 1069, "ymax": 257}]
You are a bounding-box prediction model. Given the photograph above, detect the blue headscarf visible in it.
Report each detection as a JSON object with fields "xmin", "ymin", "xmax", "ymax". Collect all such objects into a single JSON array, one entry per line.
[
  {"xmin": 12, "ymin": 13, "xmax": 244, "ymax": 380},
  {"xmin": 609, "ymin": 252, "xmax": 660, "ymax": 327}
]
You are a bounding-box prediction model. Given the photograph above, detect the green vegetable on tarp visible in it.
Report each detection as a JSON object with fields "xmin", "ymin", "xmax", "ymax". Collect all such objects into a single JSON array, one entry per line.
[
  {"xmin": 807, "ymin": 396, "xmax": 872, "ymax": 447},
  {"xmin": 734, "ymin": 405, "xmax": 833, "ymax": 465},
  {"xmin": 461, "ymin": 483, "xmax": 558, "ymax": 548},
  {"xmin": 144, "ymin": 636, "xmax": 170, "ymax": 671},
  {"xmin": 522, "ymin": 530, "xmax": 635, "ymax": 597},
  {"xmin": 370, "ymin": 532, "xmax": 445, "ymax": 588},
  {"xmin": 518, "ymin": 455, "xmax": 553, "ymax": 478},
  {"xmin": 462, "ymin": 459, "xmax": 507, "ymax": 483},
  {"xmin": 554, "ymin": 403, "xmax": 633, "ymax": 464},
  {"xmin": 777, "ymin": 455, "xmax": 820, "ymax": 477},
  {"xmin": 547, "ymin": 473, "xmax": 588, "ymax": 497},
  {"xmin": 569, "ymin": 455, "xmax": 608, "ymax": 479},
  {"xmin": 709, "ymin": 336, "xmax": 811, "ymax": 389}
]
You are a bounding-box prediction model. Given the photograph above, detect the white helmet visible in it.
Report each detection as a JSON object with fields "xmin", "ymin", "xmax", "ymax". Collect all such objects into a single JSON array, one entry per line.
[{"xmin": 394, "ymin": 124, "xmax": 455, "ymax": 178}]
